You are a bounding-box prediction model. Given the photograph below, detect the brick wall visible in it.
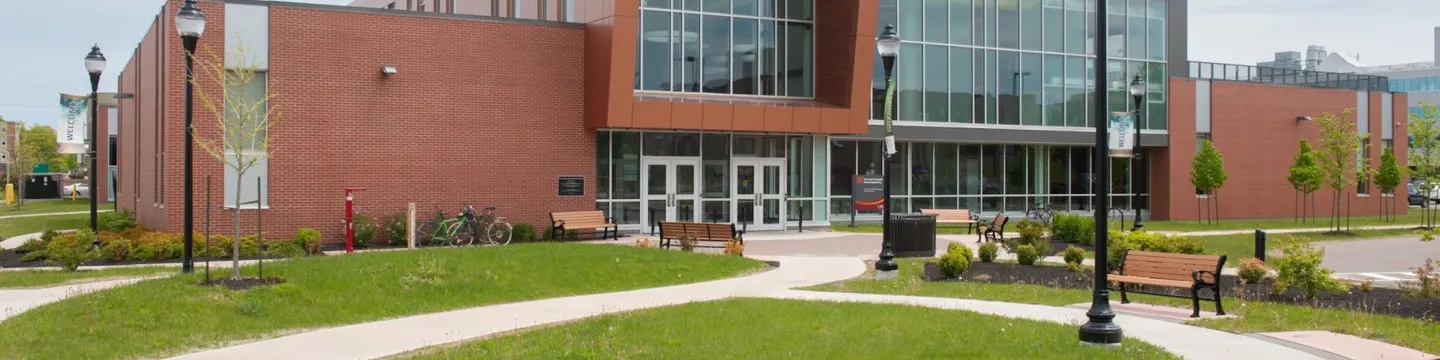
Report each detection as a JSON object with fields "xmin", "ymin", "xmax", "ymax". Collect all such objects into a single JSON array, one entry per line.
[
  {"xmin": 1158, "ymin": 79, "xmax": 1409, "ymax": 220},
  {"xmin": 121, "ymin": 2, "xmax": 590, "ymax": 243}
]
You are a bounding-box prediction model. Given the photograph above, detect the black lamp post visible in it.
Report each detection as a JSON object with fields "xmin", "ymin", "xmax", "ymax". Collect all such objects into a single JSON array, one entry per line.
[
  {"xmin": 1129, "ymin": 75, "xmax": 1146, "ymax": 232},
  {"xmin": 1079, "ymin": 0, "xmax": 1122, "ymax": 345},
  {"xmin": 85, "ymin": 45, "xmax": 105, "ymax": 248},
  {"xmin": 176, "ymin": 0, "xmax": 206, "ymax": 274},
  {"xmin": 874, "ymin": 24, "xmax": 900, "ymax": 279}
]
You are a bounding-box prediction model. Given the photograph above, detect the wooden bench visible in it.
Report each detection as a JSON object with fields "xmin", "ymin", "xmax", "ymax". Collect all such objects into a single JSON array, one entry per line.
[
  {"xmin": 919, "ymin": 209, "xmax": 979, "ymax": 234},
  {"xmin": 977, "ymin": 214, "xmax": 1008, "ymax": 243},
  {"xmin": 549, "ymin": 211, "xmax": 618, "ymax": 240},
  {"xmin": 1110, "ymin": 250, "xmax": 1227, "ymax": 318},
  {"xmin": 658, "ymin": 221, "xmax": 744, "ymax": 249}
]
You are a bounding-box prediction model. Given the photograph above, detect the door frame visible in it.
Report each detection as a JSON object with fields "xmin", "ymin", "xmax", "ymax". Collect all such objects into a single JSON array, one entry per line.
[
  {"xmin": 731, "ymin": 157, "xmax": 787, "ymax": 231},
  {"xmin": 639, "ymin": 156, "xmax": 701, "ymax": 228}
]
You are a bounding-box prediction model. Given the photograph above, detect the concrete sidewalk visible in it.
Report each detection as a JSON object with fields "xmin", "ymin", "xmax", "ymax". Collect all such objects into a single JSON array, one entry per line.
[
  {"xmin": 164, "ymin": 255, "xmax": 1329, "ymax": 360},
  {"xmin": 0, "ymin": 209, "xmax": 111, "ymax": 221},
  {"xmin": 0, "ymin": 276, "xmax": 164, "ymax": 321},
  {"xmin": 1161, "ymin": 224, "xmax": 1418, "ymax": 237},
  {"xmin": 166, "ymin": 256, "xmax": 865, "ymax": 360}
]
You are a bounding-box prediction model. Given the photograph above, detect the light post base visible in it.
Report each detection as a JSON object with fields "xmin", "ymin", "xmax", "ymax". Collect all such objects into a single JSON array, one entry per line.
[
  {"xmin": 1079, "ymin": 290, "xmax": 1124, "ymax": 345},
  {"xmin": 1131, "ymin": 216, "xmax": 1144, "ymax": 232},
  {"xmin": 874, "ymin": 269, "xmax": 898, "ymax": 280}
]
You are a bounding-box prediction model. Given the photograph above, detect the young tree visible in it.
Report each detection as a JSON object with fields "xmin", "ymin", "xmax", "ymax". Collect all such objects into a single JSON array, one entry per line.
[
  {"xmin": 1374, "ymin": 146, "xmax": 1403, "ymax": 222},
  {"xmin": 1287, "ymin": 140, "xmax": 1323, "ymax": 223},
  {"xmin": 20, "ymin": 125, "xmax": 61, "ymax": 171},
  {"xmin": 1191, "ymin": 139, "xmax": 1227, "ymax": 224},
  {"xmin": 1314, "ymin": 109, "xmax": 1365, "ymax": 233},
  {"xmin": 192, "ymin": 40, "xmax": 282, "ymax": 280},
  {"xmin": 1412, "ymin": 102, "xmax": 1440, "ymax": 229},
  {"xmin": 3, "ymin": 121, "xmax": 36, "ymax": 208}
]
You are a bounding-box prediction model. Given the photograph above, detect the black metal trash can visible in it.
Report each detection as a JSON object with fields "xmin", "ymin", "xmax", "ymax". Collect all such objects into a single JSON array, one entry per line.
[{"xmin": 890, "ymin": 213, "xmax": 938, "ymax": 258}]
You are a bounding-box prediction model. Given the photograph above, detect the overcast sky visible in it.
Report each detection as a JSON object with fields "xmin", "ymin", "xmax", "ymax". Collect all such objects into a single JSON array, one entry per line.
[{"xmin": 2, "ymin": 0, "xmax": 1438, "ymax": 128}]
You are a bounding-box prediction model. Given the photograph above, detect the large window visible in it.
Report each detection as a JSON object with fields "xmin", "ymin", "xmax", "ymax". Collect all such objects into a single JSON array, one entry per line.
[
  {"xmin": 223, "ymin": 71, "xmax": 269, "ymax": 209},
  {"xmin": 827, "ymin": 141, "xmax": 1143, "ymax": 217},
  {"xmin": 877, "ymin": 0, "xmax": 1166, "ymax": 130},
  {"xmin": 637, "ymin": 0, "xmax": 813, "ymax": 97}
]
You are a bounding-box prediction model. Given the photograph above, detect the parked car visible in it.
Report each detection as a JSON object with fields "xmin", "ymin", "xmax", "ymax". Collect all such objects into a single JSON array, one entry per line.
[
  {"xmin": 63, "ymin": 183, "xmax": 90, "ymax": 198},
  {"xmin": 1410, "ymin": 183, "xmax": 1428, "ymax": 206}
]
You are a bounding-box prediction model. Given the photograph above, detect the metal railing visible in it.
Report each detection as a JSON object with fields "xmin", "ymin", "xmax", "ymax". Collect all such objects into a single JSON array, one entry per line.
[{"xmin": 1187, "ymin": 61, "xmax": 1390, "ymax": 92}]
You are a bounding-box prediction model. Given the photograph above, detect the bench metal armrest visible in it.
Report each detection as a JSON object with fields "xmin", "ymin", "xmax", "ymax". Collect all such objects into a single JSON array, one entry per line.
[
  {"xmin": 1191, "ymin": 270, "xmax": 1219, "ymax": 285},
  {"xmin": 553, "ymin": 220, "xmax": 566, "ymax": 228},
  {"xmin": 970, "ymin": 214, "xmax": 980, "ymax": 221},
  {"xmin": 606, "ymin": 217, "xmax": 616, "ymax": 225}
]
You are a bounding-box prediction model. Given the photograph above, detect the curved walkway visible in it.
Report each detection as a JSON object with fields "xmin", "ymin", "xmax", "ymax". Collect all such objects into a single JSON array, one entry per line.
[
  {"xmin": 0, "ymin": 276, "xmax": 163, "ymax": 322},
  {"xmin": 763, "ymin": 290, "xmax": 1325, "ymax": 359},
  {"xmin": 164, "ymin": 255, "xmax": 1327, "ymax": 360}
]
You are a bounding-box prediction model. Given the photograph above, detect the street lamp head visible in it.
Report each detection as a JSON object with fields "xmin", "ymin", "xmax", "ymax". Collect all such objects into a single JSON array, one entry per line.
[
  {"xmin": 176, "ymin": 0, "xmax": 207, "ymax": 40},
  {"xmin": 84, "ymin": 44, "xmax": 105, "ymax": 75},
  {"xmin": 1128, "ymin": 75, "xmax": 1146, "ymax": 97},
  {"xmin": 875, "ymin": 24, "xmax": 900, "ymax": 58}
]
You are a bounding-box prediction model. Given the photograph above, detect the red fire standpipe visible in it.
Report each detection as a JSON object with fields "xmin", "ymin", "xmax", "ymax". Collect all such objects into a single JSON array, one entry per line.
[{"xmin": 344, "ymin": 187, "xmax": 367, "ymax": 253}]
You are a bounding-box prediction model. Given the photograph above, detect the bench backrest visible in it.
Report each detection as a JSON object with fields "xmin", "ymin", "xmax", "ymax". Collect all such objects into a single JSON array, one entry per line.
[
  {"xmin": 920, "ymin": 209, "xmax": 971, "ymax": 221},
  {"xmin": 551, "ymin": 211, "xmax": 608, "ymax": 226},
  {"xmin": 659, "ymin": 221, "xmax": 736, "ymax": 241},
  {"xmin": 1120, "ymin": 250, "xmax": 1225, "ymax": 283},
  {"xmin": 992, "ymin": 214, "xmax": 1008, "ymax": 230}
]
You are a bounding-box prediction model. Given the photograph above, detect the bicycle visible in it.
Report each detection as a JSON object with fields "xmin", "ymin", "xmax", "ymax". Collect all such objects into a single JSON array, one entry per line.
[
  {"xmin": 414, "ymin": 205, "xmax": 478, "ymax": 247},
  {"xmin": 474, "ymin": 206, "xmax": 513, "ymax": 246}
]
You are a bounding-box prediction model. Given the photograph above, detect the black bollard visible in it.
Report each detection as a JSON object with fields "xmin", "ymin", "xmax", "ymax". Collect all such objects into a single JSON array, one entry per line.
[{"xmin": 1254, "ymin": 229, "xmax": 1266, "ymax": 262}]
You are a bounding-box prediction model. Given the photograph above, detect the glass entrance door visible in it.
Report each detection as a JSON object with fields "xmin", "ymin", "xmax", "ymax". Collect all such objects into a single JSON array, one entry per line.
[
  {"xmin": 733, "ymin": 159, "xmax": 786, "ymax": 231},
  {"xmin": 641, "ymin": 157, "xmax": 700, "ymax": 228}
]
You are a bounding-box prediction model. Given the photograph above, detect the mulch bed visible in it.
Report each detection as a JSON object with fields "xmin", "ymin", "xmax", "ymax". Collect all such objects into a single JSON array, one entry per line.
[
  {"xmin": 923, "ymin": 261, "xmax": 1440, "ymax": 321},
  {"xmin": 198, "ymin": 276, "xmax": 287, "ymax": 290},
  {"xmin": 0, "ymin": 249, "xmax": 284, "ymax": 269}
]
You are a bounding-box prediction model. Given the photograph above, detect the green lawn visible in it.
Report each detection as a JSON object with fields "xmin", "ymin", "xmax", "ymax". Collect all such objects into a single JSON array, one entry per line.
[
  {"xmin": 0, "ymin": 244, "xmax": 766, "ymax": 360},
  {"xmin": 807, "ymin": 258, "xmax": 1440, "ymax": 355},
  {"xmin": 0, "ymin": 213, "xmax": 88, "ymax": 240},
  {"xmin": 404, "ymin": 298, "xmax": 1179, "ymax": 360},
  {"xmin": 1195, "ymin": 228, "xmax": 1417, "ymax": 266},
  {"xmin": 1142, "ymin": 211, "xmax": 1426, "ymax": 232},
  {"xmin": 0, "ymin": 199, "xmax": 100, "ymax": 217},
  {"xmin": 0, "ymin": 267, "xmax": 174, "ymax": 289}
]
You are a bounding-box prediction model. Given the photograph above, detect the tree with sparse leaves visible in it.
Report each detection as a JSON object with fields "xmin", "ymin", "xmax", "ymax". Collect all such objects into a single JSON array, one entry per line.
[
  {"xmin": 1374, "ymin": 145, "xmax": 1404, "ymax": 222},
  {"xmin": 3, "ymin": 121, "xmax": 37, "ymax": 208},
  {"xmin": 1314, "ymin": 109, "xmax": 1366, "ymax": 233},
  {"xmin": 1288, "ymin": 140, "xmax": 1323, "ymax": 224},
  {"xmin": 1190, "ymin": 139, "xmax": 1227, "ymax": 224},
  {"xmin": 192, "ymin": 39, "xmax": 282, "ymax": 279},
  {"xmin": 1411, "ymin": 102, "xmax": 1440, "ymax": 229}
]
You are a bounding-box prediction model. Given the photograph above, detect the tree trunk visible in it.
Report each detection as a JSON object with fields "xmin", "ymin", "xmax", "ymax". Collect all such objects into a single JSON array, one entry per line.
[
  {"xmin": 232, "ymin": 170, "xmax": 245, "ymax": 280},
  {"xmin": 1214, "ymin": 191, "xmax": 1221, "ymax": 225}
]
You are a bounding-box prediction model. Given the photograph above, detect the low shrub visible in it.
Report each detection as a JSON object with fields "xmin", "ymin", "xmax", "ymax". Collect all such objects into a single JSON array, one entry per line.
[
  {"xmin": 1015, "ymin": 245, "xmax": 1041, "ymax": 265},
  {"xmin": 20, "ymin": 249, "xmax": 49, "ymax": 262},
  {"xmin": 1401, "ymin": 258, "xmax": 1439, "ymax": 298},
  {"xmin": 46, "ymin": 229, "xmax": 99, "ymax": 271},
  {"xmin": 678, "ymin": 235, "xmax": 697, "ymax": 252},
  {"xmin": 100, "ymin": 238, "xmax": 134, "ymax": 262},
  {"xmin": 352, "ymin": 214, "xmax": 376, "ymax": 248},
  {"xmin": 205, "ymin": 235, "xmax": 233, "ymax": 257},
  {"xmin": 1359, "ymin": 280, "xmax": 1375, "ymax": 293},
  {"xmin": 1237, "ymin": 258, "xmax": 1268, "ymax": 284},
  {"xmin": 294, "ymin": 228, "xmax": 323, "ymax": 255},
  {"xmin": 938, "ymin": 245, "xmax": 974, "ymax": 278},
  {"xmin": 1106, "ymin": 230, "xmax": 1207, "ymax": 272},
  {"xmin": 1062, "ymin": 245, "xmax": 1086, "ymax": 265},
  {"xmin": 1051, "ymin": 213, "xmax": 1095, "ymax": 245},
  {"xmin": 511, "ymin": 223, "xmax": 536, "ymax": 243},
  {"xmin": 1270, "ymin": 236, "xmax": 1348, "ymax": 299},
  {"xmin": 98, "ymin": 211, "xmax": 138, "ymax": 232},
  {"xmin": 724, "ymin": 239, "xmax": 745, "ymax": 256},
  {"xmin": 385, "ymin": 213, "xmax": 408, "ymax": 246},
  {"xmin": 238, "ymin": 235, "xmax": 262, "ymax": 257},
  {"xmin": 1014, "ymin": 219, "xmax": 1048, "ymax": 247},
  {"xmin": 265, "ymin": 241, "xmax": 307, "ymax": 259},
  {"xmin": 16, "ymin": 237, "xmax": 48, "ymax": 254},
  {"xmin": 977, "ymin": 242, "xmax": 999, "ymax": 263}
]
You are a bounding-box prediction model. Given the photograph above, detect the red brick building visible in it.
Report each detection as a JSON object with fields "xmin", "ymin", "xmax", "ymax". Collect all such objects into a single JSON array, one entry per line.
[{"xmin": 115, "ymin": 0, "xmax": 1407, "ymax": 243}]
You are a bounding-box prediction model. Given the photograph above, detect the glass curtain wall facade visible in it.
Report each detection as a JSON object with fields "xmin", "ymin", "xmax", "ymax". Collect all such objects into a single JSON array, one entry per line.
[
  {"xmin": 875, "ymin": 0, "xmax": 1168, "ymax": 130},
  {"xmin": 636, "ymin": 0, "xmax": 815, "ymax": 97},
  {"xmin": 827, "ymin": 140, "xmax": 1148, "ymax": 217}
]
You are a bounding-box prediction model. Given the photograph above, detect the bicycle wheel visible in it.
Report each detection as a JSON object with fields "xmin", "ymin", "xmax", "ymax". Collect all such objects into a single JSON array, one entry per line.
[
  {"xmin": 446, "ymin": 221, "xmax": 475, "ymax": 246},
  {"xmin": 414, "ymin": 221, "xmax": 439, "ymax": 247},
  {"xmin": 486, "ymin": 220, "xmax": 513, "ymax": 246}
]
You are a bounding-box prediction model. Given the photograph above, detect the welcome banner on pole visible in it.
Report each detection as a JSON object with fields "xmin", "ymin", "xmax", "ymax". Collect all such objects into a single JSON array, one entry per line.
[{"xmin": 57, "ymin": 93, "xmax": 89, "ymax": 154}]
